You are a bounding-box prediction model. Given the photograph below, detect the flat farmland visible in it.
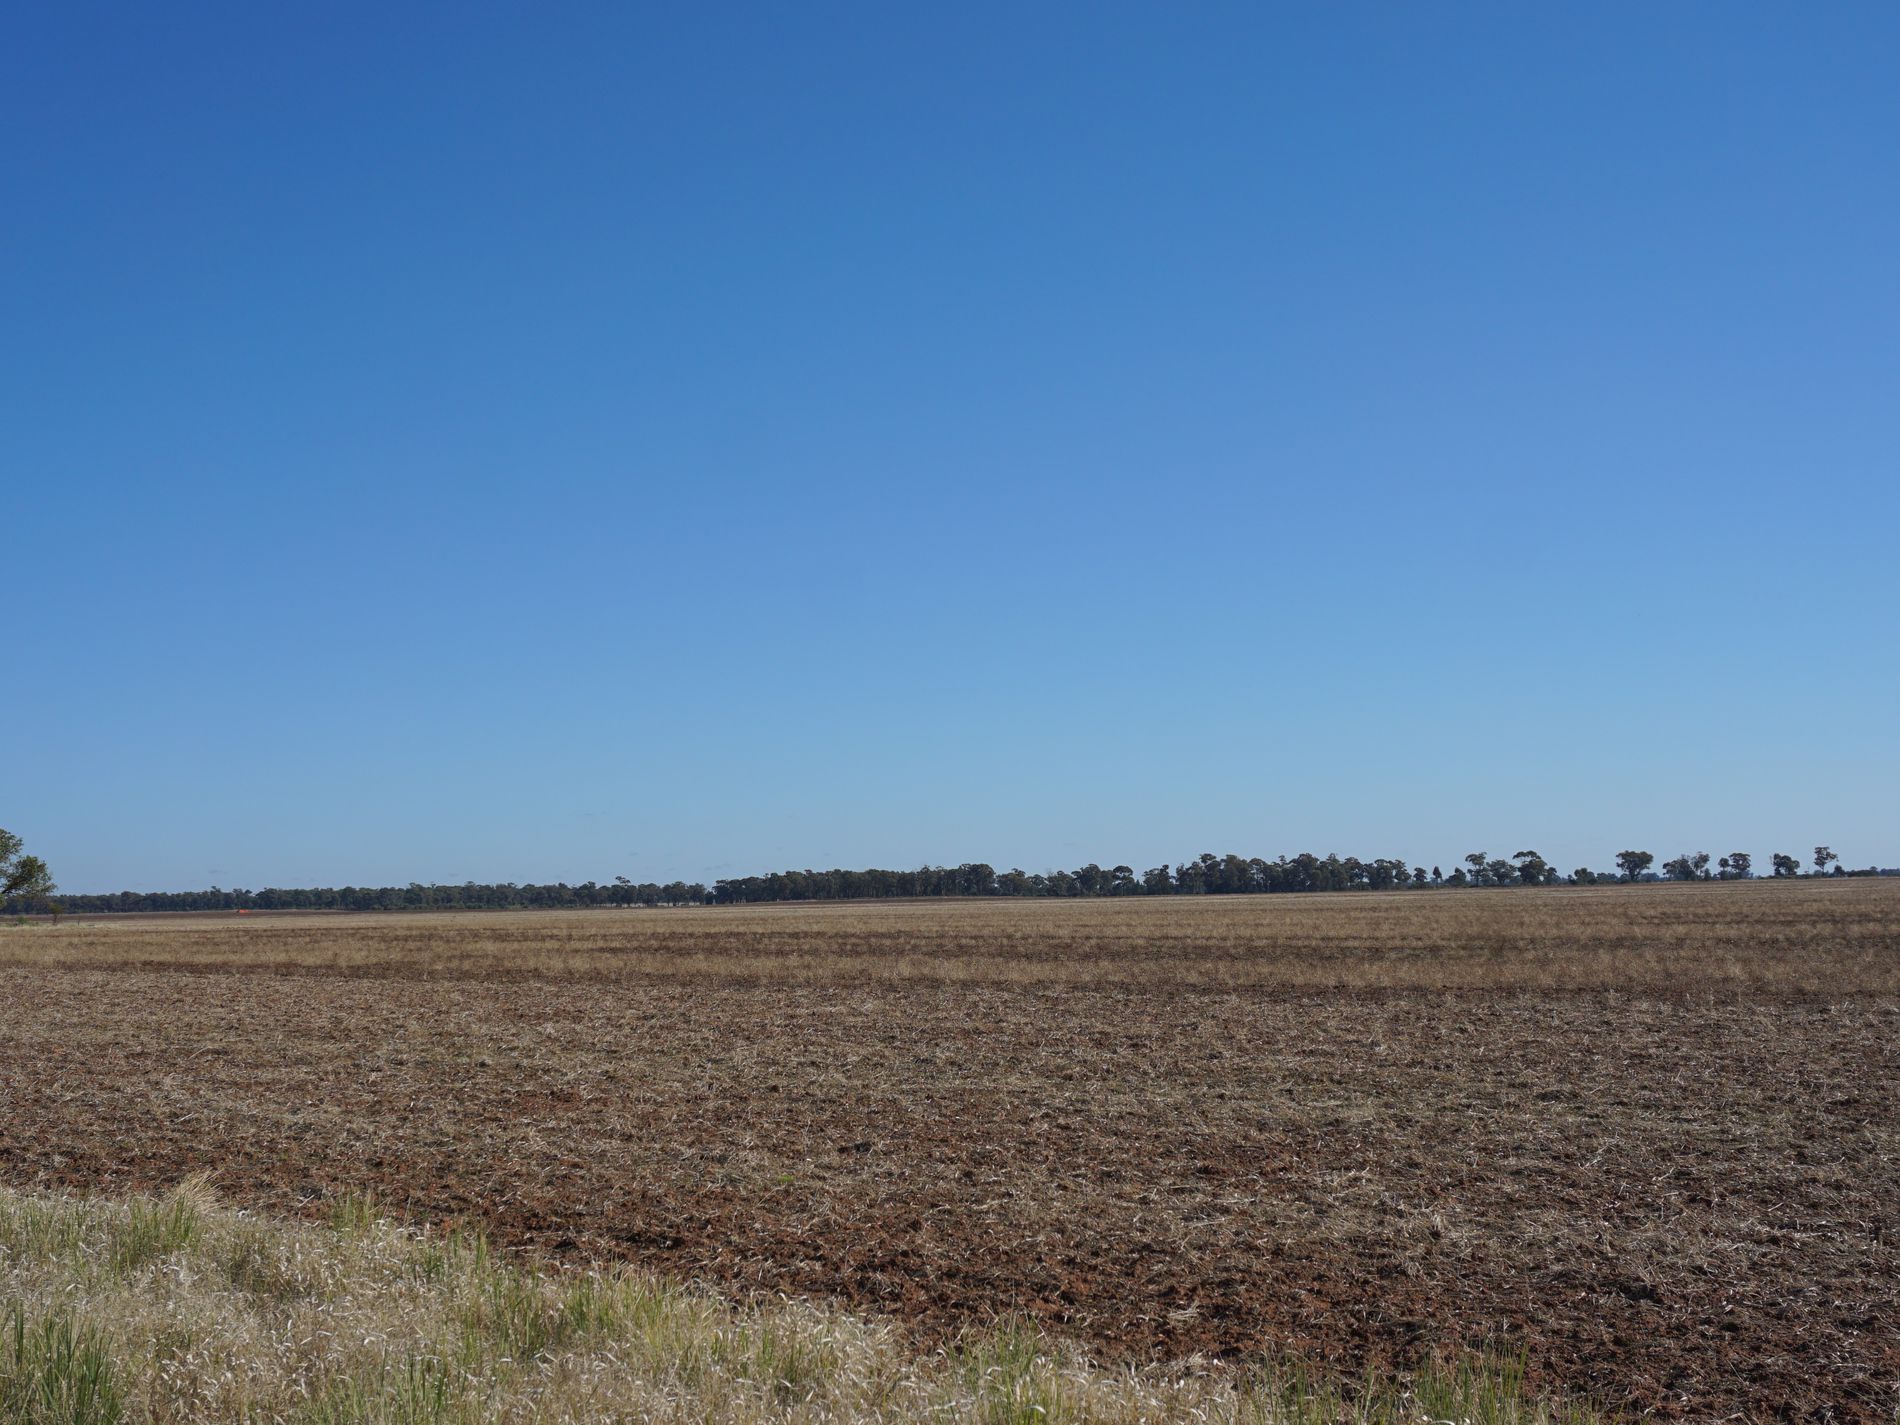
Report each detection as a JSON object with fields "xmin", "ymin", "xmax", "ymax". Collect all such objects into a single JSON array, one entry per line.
[{"xmin": 2, "ymin": 881, "xmax": 1896, "ymax": 1420}]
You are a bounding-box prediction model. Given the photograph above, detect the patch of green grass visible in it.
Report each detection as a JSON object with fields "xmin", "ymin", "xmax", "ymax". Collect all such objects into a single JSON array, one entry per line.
[
  {"xmin": 299, "ymin": 1356, "xmax": 454, "ymax": 1425},
  {"xmin": 0, "ymin": 1197, "xmax": 88, "ymax": 1266},
  {"xmin": 459, "ymin": 1264, "xmax": 601, "ymax": 1363},
  {"xmin": 726, "ymin": 1316, "xmax": 842, "ymax": 1408},
  {"xmin": 107, "ymin": 1190, "xmax": 199, "ymax": 1277},
  {"xmin": 410, "ymin": 1224, "xmax": 489, "ymax": 1284},
  {"xmin": 1240, "ymin": 1360, "xmax": 1352, "ymax": 1425},
  {"xmin": 0, "ymin": 1306, "xmax": 124, "ymax": 1425},
  {"xmin": 327, "ymin": 1191, "xmax": 383, "ymax": 1234},
  {"xmin": 1406, "ymin": 1352, "xmax": 1599, "ymax": 1425},
  {"xmin": 221, "ymin": 1222, "xmax": 329, "ymax": 1304},
  {"xmin": 954, "ymin": 1321, "xmax": 1074, "ymax": 1425}
]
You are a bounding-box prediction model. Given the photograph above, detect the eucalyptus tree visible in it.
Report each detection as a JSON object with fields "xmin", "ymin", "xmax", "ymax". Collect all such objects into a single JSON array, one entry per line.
[
  {"xmin": 0, "ymin": 828, "xmax": 55, "ymax": 907},
  {"xmin": 1615, "ymin": 850, "xmax": 1654, "ymax": 883}
]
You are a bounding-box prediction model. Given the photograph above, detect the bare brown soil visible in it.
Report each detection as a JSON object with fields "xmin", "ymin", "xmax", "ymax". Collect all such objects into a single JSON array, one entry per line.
[{"xmin": 2, "ymin": 882, "xmax": 1896, "ymax": 1420}]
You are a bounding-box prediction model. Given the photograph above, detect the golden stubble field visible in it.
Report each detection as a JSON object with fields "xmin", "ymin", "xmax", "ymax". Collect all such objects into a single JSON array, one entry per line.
[{"xmin": 2, "ymin": 879, "xmax": 1896, "ymax": 1420}]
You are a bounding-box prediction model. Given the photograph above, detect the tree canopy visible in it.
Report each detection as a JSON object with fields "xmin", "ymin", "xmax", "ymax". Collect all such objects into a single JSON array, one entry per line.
[{"xmin": 0, "ymin": 829, "xmax": 55, "ymax": 907}]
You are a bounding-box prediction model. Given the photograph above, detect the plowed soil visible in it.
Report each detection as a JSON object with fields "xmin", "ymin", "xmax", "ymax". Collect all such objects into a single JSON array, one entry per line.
[{"xmin": 2, "ymin": 882, "xmax": 1895, "ymax": 1420}]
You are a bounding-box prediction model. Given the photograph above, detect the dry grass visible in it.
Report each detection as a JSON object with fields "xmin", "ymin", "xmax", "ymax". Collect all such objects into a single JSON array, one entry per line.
[
  {"xmin": 8, "ymin": 877, "xmax": 1899, "ymax": 992},
  {"xmin": 0, "ymin": 1181, "xmax": 1598, "ymax": 1425}
]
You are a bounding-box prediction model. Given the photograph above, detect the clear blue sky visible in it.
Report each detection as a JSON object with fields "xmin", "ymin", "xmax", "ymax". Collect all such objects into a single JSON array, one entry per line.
[{"xmin": 6, "ymin": 3, "xmax": 1896, "ymax": 892}]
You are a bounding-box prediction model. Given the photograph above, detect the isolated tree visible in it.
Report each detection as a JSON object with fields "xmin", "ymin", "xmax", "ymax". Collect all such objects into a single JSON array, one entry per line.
[
  {"xmin": 1615, "ymin": 850, "xmax": 1654, "ymax": 883},
  {"xmin": 0, "ymin": 829, "xmax": 55, "ymax": 908},
  {"xmin": 1724, "ymin": 852, "xmax": 1752, "ymax": 879},
  {"xmin": 1431, "ymin": 866, "xmax": 1443, "ymax": 885},
  {"xmin": 1771, "ymin": 852, "xmax": 1800, "ymax": 878},
  {"xmin": 1813, "ymin": 845, "xmax": 1838, "ymax": 876}
]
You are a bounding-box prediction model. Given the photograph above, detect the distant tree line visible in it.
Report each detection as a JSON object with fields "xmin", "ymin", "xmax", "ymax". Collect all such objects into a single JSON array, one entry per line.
[
  {"xmin": 28, "ymin": 847, "xmax": 1893, "ymax": 915},
  {"xmin": 35, "ymin": 877, "xmax": 710, "ymax": 916},
  {"xmin": 17, "ymin": 843, "xmax": 1892, "ymax": 916},
  {"xmin": 710, "ymin": 845, "xmax": 1889, "ymax": 902}
]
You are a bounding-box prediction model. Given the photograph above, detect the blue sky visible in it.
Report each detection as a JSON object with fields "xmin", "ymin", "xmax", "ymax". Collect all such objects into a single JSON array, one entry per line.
[{"xmin": 6, "ymin": 3, "xmax": 1896, "ymax": 891}]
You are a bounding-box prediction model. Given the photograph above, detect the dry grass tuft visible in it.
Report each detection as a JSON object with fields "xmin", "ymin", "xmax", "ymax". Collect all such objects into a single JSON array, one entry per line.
[{"xmin": 0, "ymin": 1183, "xmax": 1599, "ymax": 1425}]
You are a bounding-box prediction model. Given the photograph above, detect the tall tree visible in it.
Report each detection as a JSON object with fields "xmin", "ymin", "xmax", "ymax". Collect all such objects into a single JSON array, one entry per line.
[
  {"xmin": 1615, "ymin": 850, "xmax": 1654, "ymax": 883},
  {"xmin": 1771, "ymin": 852, "xmax": 1800, "ymax": 878},
  {"xmin": 1813, "ymin": 846, "xmax": 1839, "ymax": 875}
]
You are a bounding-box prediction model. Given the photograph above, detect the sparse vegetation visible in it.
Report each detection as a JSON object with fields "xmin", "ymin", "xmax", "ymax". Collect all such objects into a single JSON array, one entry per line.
[
  {"xmin": 0, "ymin": 1304, "xmax": 123, "ymax": 1425},
  {"xmin": 0, "ymin": 1182, "xmax": 1602, "ymax": 1424}
]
